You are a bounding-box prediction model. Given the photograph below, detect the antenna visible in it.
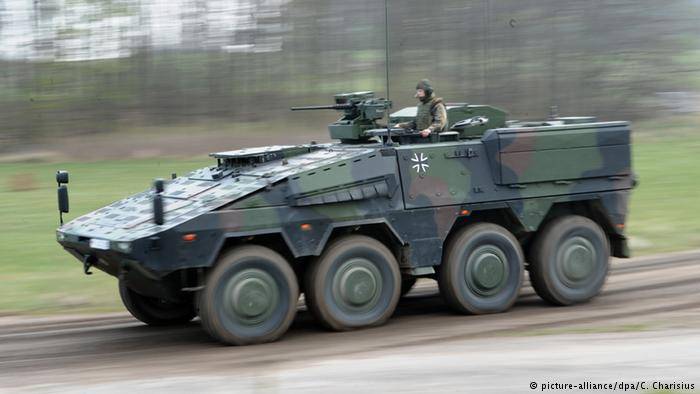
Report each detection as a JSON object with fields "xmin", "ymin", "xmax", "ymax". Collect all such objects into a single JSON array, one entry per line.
[{"xmin": 383, "ymin": 0, "xmax": 393, "ymax": 146}]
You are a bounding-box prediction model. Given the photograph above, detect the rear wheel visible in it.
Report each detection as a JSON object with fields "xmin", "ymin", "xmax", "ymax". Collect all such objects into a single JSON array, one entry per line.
[
  {"xmin": 529, "ymin": 215, "xmax": 610, "ymax": 305},
  {"xmin": 118, "ymin": 281, "xmax": 195, "ymax": 326},
  {"xmin": 438, "ymin": 223, "xmax": 523, "ymax": 314},
  {"xmin": 305, "ymin": 235, "xmax": 401, "ymax": 331},
  {"xmin": 198, "ymin": 245, "xmax": 299, "ymax": 345}
]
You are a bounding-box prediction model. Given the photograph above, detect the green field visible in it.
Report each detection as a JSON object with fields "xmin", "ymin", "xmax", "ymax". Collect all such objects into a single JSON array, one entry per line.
[
  {"xmin": 1, "ymin": 133, "xmax": 699, "ymax": 315},
  {"xmin": 0, "ymin": 158, "xmax": 210, "ymax": 314}
]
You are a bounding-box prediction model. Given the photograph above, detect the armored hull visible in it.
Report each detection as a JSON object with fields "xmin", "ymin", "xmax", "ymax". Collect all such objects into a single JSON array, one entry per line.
[{"xmin": 56, "ymin": 97, "xmax": 634, "ymax": 345}]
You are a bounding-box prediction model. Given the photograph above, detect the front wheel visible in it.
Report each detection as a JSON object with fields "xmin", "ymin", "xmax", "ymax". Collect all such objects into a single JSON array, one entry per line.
[
  {"xmin": 438, "ymin": 223, "xmax": 524, "ymax": 314},
  {"xmin": 119, "ymin": 281, "xmax": 196, "ymax": 326},
  {"xmin": 198, "ymin": 245, "xmax": 299, "ymax": 345}
]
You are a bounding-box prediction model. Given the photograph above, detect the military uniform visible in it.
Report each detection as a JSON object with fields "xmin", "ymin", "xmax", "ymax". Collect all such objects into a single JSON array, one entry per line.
[{"xmin": 397, "ymin": 79, "xmax": 448, "ymax": 134}]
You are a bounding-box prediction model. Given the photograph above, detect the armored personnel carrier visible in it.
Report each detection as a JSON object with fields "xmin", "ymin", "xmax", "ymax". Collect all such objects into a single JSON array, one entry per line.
[{"xmin": 56, "ymin": 91, "xmax": 634, "ymax": 345}]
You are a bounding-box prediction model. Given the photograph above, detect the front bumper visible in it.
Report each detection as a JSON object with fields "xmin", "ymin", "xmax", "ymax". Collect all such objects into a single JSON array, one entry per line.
[
  {"xmin": 56, "ymin": 227, "xmax": 215, "ymax": 301},
  {"xmin": 59, "ymin": 237, "xmax": 131, "ymax": 278},
  {"xmin": 61, "ymin": 241, "xmax": 190, "ymax": 301}
]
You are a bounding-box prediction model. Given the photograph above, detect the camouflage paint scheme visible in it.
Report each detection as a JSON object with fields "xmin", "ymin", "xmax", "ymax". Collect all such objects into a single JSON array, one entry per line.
[{"xmin": 56, "ymin": 100, "xmax": 633, "ymax": 299}]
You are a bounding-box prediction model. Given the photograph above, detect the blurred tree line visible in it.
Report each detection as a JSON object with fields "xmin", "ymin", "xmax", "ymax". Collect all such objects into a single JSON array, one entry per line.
[{"xmin": 1, "ymin": 0, "xmax": 700, "ymax": 152}]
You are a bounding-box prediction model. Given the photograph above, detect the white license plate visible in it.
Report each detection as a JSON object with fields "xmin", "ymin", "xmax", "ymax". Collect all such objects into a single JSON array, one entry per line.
[{"xmin": 89, "ymin": 238, "xmax": 110, "ymax": 250}]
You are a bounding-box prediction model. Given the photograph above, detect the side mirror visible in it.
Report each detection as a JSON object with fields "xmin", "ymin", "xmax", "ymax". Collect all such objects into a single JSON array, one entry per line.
[
  {"xmin": 56, "ymin": 171, "xmax": 69, "ymax": 184},
  {"xmin": 58, "ymin": 185, "xmax": 69, "ymax": 213},
  {"xmin": 56, "ymin": 170, "xmax": 70, "ymax": 225}
]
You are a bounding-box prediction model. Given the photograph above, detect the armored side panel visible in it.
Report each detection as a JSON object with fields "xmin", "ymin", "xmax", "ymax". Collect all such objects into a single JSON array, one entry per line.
[
  {"xmin": 482, "ymin": 121, "xmax": 631, "ymax": 185},
  {"xmin": 397, "ymin": 121, "xmax": 632, "ymax": 211}
]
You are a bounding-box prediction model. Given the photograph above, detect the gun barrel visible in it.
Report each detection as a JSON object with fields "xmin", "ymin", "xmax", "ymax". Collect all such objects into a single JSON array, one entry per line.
[{"xmin": 290, "ymin": 104, "xmax": 354, "ymax": 111}]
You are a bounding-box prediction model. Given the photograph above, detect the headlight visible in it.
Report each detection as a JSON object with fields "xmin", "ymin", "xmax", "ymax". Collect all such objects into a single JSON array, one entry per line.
[
  {"xmin": 114, "ymin": 242, "xmax": 132, "ymax": 253},
  {"xmin": 56, "ymin": 231, "xmax": 66, "ymax": 241}
]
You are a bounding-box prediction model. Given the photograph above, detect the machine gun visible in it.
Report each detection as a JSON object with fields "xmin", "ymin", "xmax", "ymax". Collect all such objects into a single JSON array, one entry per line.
[{"xmin": 291, "ymin": 91, "xmax": 391, "ymax": 142}]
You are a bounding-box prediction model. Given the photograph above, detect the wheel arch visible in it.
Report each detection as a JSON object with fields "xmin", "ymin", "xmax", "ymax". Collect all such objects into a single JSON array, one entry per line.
[
  {"xmin": 445, "ymin": 207, "xmax": 526, "ymax": 251},
  {"xmin": 534, "ymin": 199, "xmax": 628, "ymax": 258},
  {"xmin": 442, "ymin": 196, "xmax": 628, "ymax": 263},
  {"xmin": 218, "ymin": 232, "xmax": 296, "ymax": 264},
  {"xmin": 210, "ymin": 220, "xmax": 405, "ymax": 271}
]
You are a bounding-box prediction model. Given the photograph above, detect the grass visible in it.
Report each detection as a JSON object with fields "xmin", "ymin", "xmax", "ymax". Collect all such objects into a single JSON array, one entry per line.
[
  {"xmin": 0, "ymin": 128, "xmax": 699, "ymax": 315},
  {"xmin": 0, "ymin": 158, "xmax": 209, "ymax": 314},
  {"xmin": 628, "ymin": 121, "xmax": 700, "ymax": 254}
]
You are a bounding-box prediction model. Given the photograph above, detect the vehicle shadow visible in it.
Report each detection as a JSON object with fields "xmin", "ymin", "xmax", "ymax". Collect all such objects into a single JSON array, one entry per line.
[{"xmin": 105, "ymin": 286, "xmax": 547, "ymax": 350}]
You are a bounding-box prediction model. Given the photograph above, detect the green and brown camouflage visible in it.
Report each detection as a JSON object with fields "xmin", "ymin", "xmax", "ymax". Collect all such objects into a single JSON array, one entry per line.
[{"xmin": 56, "ymin": 91, "xmax": 634, "ymax": 301}]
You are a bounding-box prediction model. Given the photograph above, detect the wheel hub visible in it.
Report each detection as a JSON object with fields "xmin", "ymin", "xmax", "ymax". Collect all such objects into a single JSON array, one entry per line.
[
  {"xmin": 333, "ymin": 258, "xmax": 382, "ymax": 311},
  {"xmin": 466, "ymin": 245, "xmax": 508, "ymax": 296},
  {"xmin": 225, "ymin": 268, "xmax": 278, "ymax": 325},
  {"xmin": 340, "ymin": 266, "xmax": 377, "ymax": 305},
  {"xmin": 560, "ymin": 236, "xmax": 596, "ymax": 283}
]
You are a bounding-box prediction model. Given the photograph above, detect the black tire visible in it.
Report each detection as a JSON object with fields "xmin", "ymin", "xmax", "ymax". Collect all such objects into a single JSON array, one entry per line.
[
  {"xmin": 401, "ymin": 277, "xmax": 418, "ymax": 297},
  {"xmin": 305, "ymin": 235, "xmax": 401, "ymax": 331},
  {"xmin": 118, "ymin": 281, "xmax": 195, "ymax": 326},
  {"xmin": 529, "ymin": 215, "xmax": 610, "ymax": 306},
  {"xmin": 438, "ymin": 223, "xmax": 524, "ymax": 314},
  {"xmin": 198, "ymin": 245, "xmax": 299, "ymax": 345}
]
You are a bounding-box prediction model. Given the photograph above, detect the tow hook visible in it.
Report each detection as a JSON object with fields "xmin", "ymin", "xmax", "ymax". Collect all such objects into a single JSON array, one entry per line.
[{"xmin": 83, "ymin": 254, "xmax": 96, "ymax": 275}]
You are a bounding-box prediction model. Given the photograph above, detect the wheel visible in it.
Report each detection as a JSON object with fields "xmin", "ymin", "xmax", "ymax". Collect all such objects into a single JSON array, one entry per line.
[
  {"xmin": 305, "ymin": 235, "xmax": 401, "ymax": 331},
  {"xmin": 438, "ymin": 223, "xmax": 524, "ymax": 314},
  {"xmin": 118, "ymin": 281, "xmax": 195, "ymax": 326},
  {"xmin": 198, "ymin": 245, "xmax": 299, "ymax": 345},
  {"xmin": 401, "ymin": 277, "xmax": 418, "ymax": 297},
  {"xmin": 529, "ymin": 215, "xmax": 610, "ymax": 305}
]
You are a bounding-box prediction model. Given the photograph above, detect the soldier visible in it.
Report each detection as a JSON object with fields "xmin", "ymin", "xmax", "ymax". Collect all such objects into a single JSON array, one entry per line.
[{"xmin": 395, "ymin": 79, "xmax": 448, "ymax": 138}]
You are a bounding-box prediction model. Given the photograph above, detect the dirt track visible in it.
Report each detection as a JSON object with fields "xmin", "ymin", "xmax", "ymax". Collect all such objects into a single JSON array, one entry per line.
[{"xmin": 1, "ymin": 250, "xmax": 700, "ymax": 393}]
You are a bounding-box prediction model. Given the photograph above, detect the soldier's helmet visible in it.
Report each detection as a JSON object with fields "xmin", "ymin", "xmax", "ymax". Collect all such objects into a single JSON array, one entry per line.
[{"xmin": 416, "ymin": 79, "xmax": 434, "ymax": 96}]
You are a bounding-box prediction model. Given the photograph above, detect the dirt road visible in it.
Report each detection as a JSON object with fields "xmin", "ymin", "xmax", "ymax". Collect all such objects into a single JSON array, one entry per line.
[{"xmin": 2, "ymin": 250, "xmax": 700, "ymax": 393}]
